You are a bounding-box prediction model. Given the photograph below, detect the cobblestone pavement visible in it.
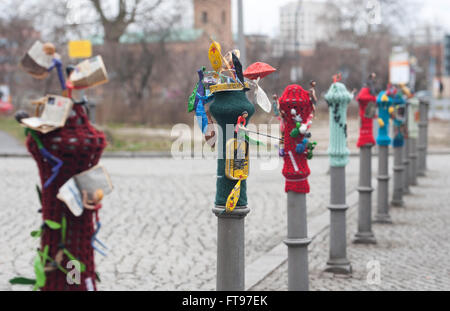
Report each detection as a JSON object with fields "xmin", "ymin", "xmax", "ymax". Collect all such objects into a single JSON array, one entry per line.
[
  {"xmin": 0, "ymin": 155, "xmax": 360, "ymax": 291},
  {"xmin": 251, "ymin": 154, "xmax": 450, "ymax": 291}
]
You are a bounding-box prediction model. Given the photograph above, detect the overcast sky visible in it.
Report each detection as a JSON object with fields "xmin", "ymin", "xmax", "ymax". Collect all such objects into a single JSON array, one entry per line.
[{"xmin": 231, "ymin": 0, "xmax": 450, "ymax": 36}]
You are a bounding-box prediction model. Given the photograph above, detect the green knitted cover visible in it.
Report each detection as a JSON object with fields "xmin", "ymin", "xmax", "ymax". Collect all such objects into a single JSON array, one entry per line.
[
  {"xmin": 407, "ymin": 96, "xmax": 419, "ymax": 139},
  {"xmin": 209, "ymin": 90, "xmax": 255, "ymax": 207},
  {"xmin": 325, "ymin": 82, "xmax": 351, "ymax": 167}
]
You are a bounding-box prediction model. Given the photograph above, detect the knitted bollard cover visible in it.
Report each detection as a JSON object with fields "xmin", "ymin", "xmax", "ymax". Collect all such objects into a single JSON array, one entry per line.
[
  {"xmin": 27, "ymin": 104, "xmax": 106, "ymax": 291},
  {"xmin": 376, "ymin": 91, "xmax": 393, "ymax": 146},
  {"xmin": 209, "ymin": 90, "xmax": 255, "ymax": 207},
  {"xmin": 356, "ymin": 87, "xmax": 376, "ymax": 148},
  {"xmin": 279, "ymin": 85, "xmax": 314, "ymax": 193},
  {"xmin": 392, "ymin": 93, "xmax": 406, "ymax": 147},
  {"xmin": 325, "ymin": 82, "xmax": 351, "ymax": 167},
  {"xmin": 407, "ymin": 96, "xmax": 419, "ymax": 139}
]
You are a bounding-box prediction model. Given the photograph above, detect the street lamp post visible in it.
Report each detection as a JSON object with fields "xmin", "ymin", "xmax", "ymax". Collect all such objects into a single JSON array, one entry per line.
[{"xmin": 237, "ymin": 0, "xmax": 246, "ymax": 68}]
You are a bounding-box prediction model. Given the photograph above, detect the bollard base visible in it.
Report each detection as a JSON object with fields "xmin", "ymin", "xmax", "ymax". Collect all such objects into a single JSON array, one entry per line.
[
  {"xmin": 325, "ymin": 259, "xmax": 352, "ymax": 275},
  {"xmin": 374, "ymin": 213, "xmax": 392, "ymax": 224},
  {"xmin": 213, "ymin": 205, "xmax": 250, "ymax": 291},
  {"xmin": 353, "ymin": 232, "xmax": 377, "ymax": 244},
  {"xmin": 391, "ymin": 199, "xmax": 404, "ymax": 207}
]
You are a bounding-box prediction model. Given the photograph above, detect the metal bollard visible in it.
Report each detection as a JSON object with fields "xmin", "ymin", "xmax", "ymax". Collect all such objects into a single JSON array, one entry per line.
[
  {"xmin": 391, "ymin": 145, "xmax": 404, "ymax": 206},
  {"xmin": 402, "ymin": 136, "xmax": 411, "ymax": 195},
  {"xmin": 324, "ymin": 78, "xmax": 352, "ymax": 274},
  {"xmin": 403, "ymin": 87, "xmax": 420, "ymax": 186},
  {"xmin": 374, "ymin": 90, "xmax": 393, "ymax": 223},
  {"xmin": 402, "ymin": 101, "xmax": 410, "ymax": 195},
  {"xmin": 417, "ymin": 98, "xmax": 430, "ymax": 176},
  {"xmin": 354, "ymin": 85, "xmax": 377, "ymax": 244},
  {"xmin": 391, "ymin": 91, "xmax": 406, "ymax": 207},
  {"xmin": 213, "ymin": 206, "xmax": 249, "ymax": 290},
  {"xmin": 278, "ymin": 85, "xmax": 316, "ymax": 291},
  {"xmin": 354, "ymin": 145, "xmax": 376, "ymax": 243},
  {"xmin": 209, "ymin": 89, "xmax": 255, "ymax": 291},
  {"xmin": 286, "ymin": 193, "xmax": 311, "ymax": 290}
]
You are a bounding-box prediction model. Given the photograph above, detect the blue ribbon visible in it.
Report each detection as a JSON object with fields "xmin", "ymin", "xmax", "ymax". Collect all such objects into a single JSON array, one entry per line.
[
  {"xmin": 48, "ymin": 58, "xmax": 66, "ymax": 91},
  {"xmin": 195, "ymin": 93, "xmax": 213, "ymax": 134},
  {"xmin": 39, "ymin": 147, "xmax": 63, "ymax": 188},
  {"xmin": 91, "ymin": 221, "xmax": 108, "ymax": 257}
]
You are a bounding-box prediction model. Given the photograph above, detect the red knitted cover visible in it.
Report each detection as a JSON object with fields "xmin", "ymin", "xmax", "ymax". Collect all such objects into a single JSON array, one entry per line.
[
  {"xmin": 27, "ymin": 104, "xmax": 106, "ymax": 291},
  {"xmin": 279, "ymin": 85, "xmax": 314, "ymax": 193},
  {"xmin": 356, "ymin": 87, "xmax": 376, "ymax": 148}
]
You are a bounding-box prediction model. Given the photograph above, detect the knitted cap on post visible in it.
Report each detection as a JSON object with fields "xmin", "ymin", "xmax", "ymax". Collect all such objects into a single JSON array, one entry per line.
[
  {"xmin": 209, "ymin": 90, "xmax": 255, "ymax": 207},
  {"xmin": 356, "ymin": 87, "xmax": 377, "ymax": 148},
  {"xmin": 407, "ymin": 96, "xmax": 420, "ymax": 139},
  {"xmin": 376, "ymin": 91, "xmax": 393, "ymax": 146},
  {"xmin": 279, "ymin": 85, "xmax": 313, "ymax": 194},
  {"xmin": 325, "ymin": 82, "xmax": 351, "ymax": 167},
  {"xmin": 392, "ymin": 93, "xmax": 406, "ymax": 147}
]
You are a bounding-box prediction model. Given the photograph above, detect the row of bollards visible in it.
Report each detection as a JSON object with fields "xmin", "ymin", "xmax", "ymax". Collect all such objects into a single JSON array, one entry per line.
[{"xmin": 212, "ymin": 80, "xmax": 430, "ymax": 291}]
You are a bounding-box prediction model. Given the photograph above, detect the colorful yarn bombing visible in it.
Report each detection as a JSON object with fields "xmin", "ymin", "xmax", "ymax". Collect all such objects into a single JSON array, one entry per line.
[
  {"xmin": 325, "ymin": 80, "xmax": 352, "ymax": 167},
  {"xmin": 356, "ymin": 87, "xmax": 377, "ymax": 147},
  {"xmin": 392, "ymin": 91, "xmax": 406, "ymax": 147},
  {"xmin": 376, "ymin": 90, "xmax": 394, "ymax": 146},
  {"xmin": 11, "ymin": 43, "xmax": 109, "ymax": 291},
  {"xmin": 279, "ymin": 84, "xmax": 315, "ymax": 194}
]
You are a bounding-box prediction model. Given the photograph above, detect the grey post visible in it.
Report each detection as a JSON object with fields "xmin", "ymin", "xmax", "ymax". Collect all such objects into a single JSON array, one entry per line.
[
  {"xmin": 213, "ymin": 206, "xmax": 250, "ymax": 291},
  {"xmin": 402, "ymin": 136, "xmax": 410, "ymax": 195},
  {"xmin": 391, "ymin": 144, "xmax": 404, "ymax": 207},
  {"xmin": 284, "ymin": 192, "xmax": 311, "ymax": 290},
  {"xmin": 324, "ymin": 81, "xmax": 352, "ymax": 275},
  {"xmin": 417, "ymin": 98, "xmax": 430, "ymax": 176},
  {"xmin": 375, "ymin": 145, "xmax": 392, "ymax": 223},
  {"xmin": 88, "ymin": 101, "xmax": 97, "ymax": 124},
  {"xmin": 402, "ymin": 103, "xmax": 410, "ymax": 194},
  {"xmin": 326, "ymin": 166, "xmax": 352, "ymax": 274},
  {"xmin": 354, "ymin": 145, "xmax": 376, "ymax": 244},
  {"xmin": 409, "ymin": 137, "xmax": 418, "ymax": 185},
  {"xmin": 237, "ymin": 0, "xmax": 246, "ymax": 68}
]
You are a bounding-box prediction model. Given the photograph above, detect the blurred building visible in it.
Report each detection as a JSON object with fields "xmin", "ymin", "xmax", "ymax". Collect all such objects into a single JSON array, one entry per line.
[
  {"xmin": 277, "ymin": 0, "xmax": 330, "ymax": 55},
  {"xmin": 175, "ymin": 0, "xmax": 233, "ymax": 48}
]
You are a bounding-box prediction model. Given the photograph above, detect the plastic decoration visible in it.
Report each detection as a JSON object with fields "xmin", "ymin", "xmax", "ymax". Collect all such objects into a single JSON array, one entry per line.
[
  {"xmin": 208, "ymin": 41, "xmax": 222, "ymax": 72},
  {"xmin": 243, "ymin": 62, "xmax": 276, "ymax": 80},
  {"xmin": 244, "ymin": 62, "xmax": 276, "ymax": 113}
]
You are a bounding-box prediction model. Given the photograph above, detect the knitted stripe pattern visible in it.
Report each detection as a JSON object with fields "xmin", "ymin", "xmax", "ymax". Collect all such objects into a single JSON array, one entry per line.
[
  {"xmin": 209, "ymin": 90, "xmax": 255, "ymax": 207},
  {"xmin": 325, "ymin": 82, "xmax": 351, "ymax": 167},
  {"xmin": 356, "ymin": 87, "xmax": 376, "ymax": 148},
  {"xmin": 26, "ymin": 104, "xmax": 106, "ymax": 291},
  {"xmin": 407, "ymin": 96, "xmax": 419, "ymax": 138},
  {"xmin": 376, "ymin": 91, "xmax": 392, "ymax": 146},
  {"xmin": 279, "ymin": 85, "xmax": 313, "ymax": 194}
]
